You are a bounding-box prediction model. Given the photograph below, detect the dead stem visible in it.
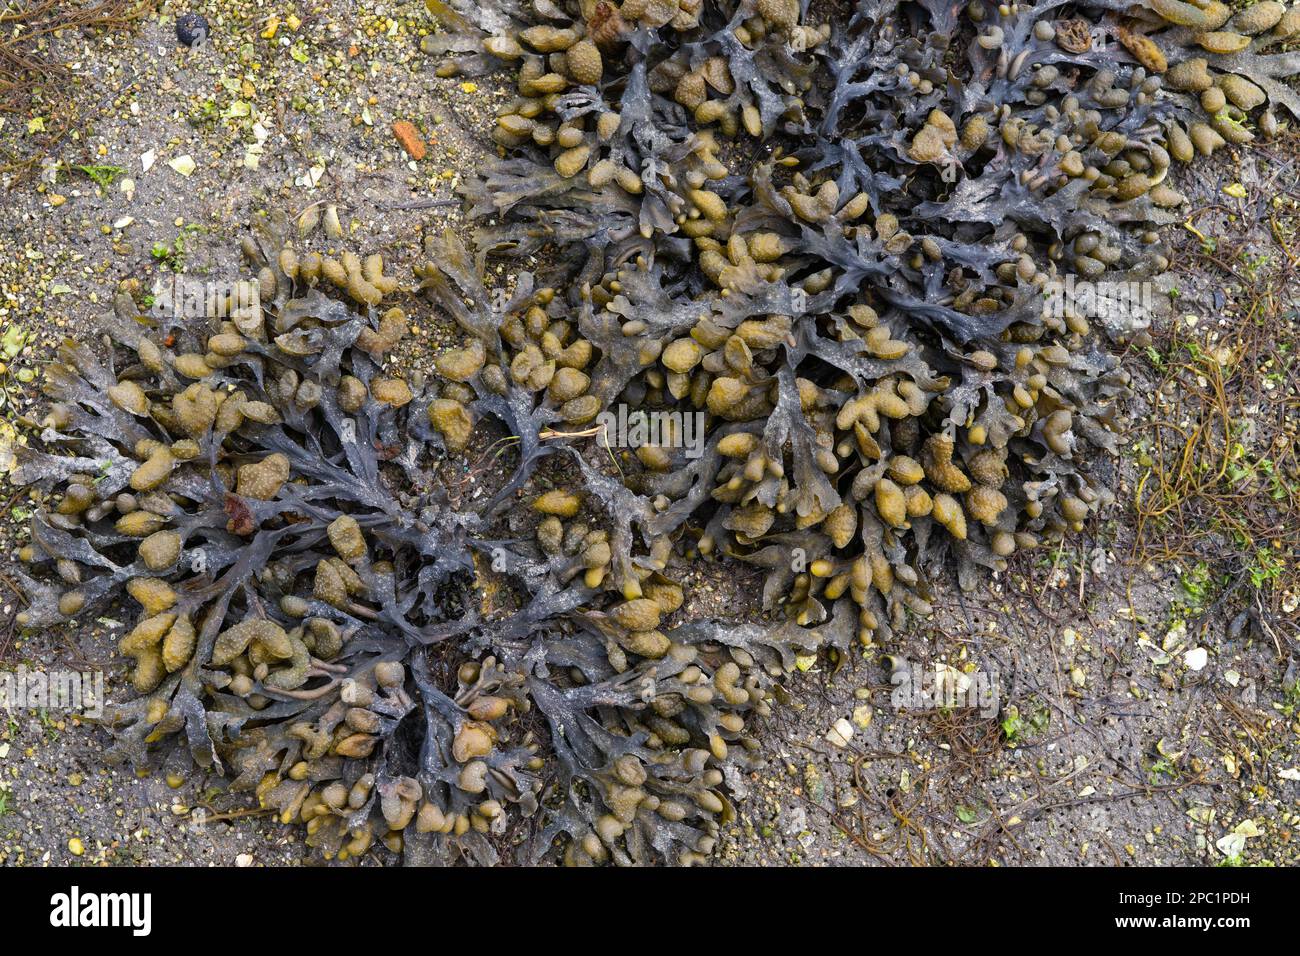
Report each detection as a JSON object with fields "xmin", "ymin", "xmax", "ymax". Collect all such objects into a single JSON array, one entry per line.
[{"xmin": 1130, "ymin": 210, "xmax": 1300, "ymax": 642}]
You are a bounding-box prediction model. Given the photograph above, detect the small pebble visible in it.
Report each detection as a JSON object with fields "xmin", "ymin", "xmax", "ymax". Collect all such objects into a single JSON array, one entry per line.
[
  {"xmin": 175, "ymin": 12, "xmax": 210, "ymax": 48},
  {"xmin": 826, "ymin": 717, "xmax": 855, "ymax": 748}
]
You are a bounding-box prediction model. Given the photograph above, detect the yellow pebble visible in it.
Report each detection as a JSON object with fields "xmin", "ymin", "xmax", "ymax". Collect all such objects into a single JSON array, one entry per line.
[{"xmin": 68, "ymin": 837, "xmax": 85, "ymax": 856}]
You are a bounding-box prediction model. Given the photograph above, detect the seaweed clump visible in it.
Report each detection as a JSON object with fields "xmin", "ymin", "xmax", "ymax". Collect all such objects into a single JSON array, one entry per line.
[
  {"xmin": 10, "ymin": 211, "xmax": 807, "ymax": 866},
  {"xmin": 419, "ymin": 0, "xmax": 1300, "ymax": 648},
  {"xmin": 10, "ymin": 0, "xmax": 1300, "ymax": 866}
]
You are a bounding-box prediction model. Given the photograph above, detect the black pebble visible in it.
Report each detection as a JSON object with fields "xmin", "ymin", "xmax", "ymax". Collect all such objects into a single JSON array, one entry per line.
[{"xmin": 176, "ymin": 13, "xmax": 210, "ymax": 48}]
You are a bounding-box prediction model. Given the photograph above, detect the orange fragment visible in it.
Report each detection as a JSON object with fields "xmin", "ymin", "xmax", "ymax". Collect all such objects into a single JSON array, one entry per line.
[{"xmin": 392, "ymin": 120, "xmax": 427, "ymax": 160}]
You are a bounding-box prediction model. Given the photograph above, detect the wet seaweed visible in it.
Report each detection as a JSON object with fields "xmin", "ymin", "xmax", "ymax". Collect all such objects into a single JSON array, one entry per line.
[{"xmin": 10, "ymin": 0, "xmax": 1300, "ymax": 865}]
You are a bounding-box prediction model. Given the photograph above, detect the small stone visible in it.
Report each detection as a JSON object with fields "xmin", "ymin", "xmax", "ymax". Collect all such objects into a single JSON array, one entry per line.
[
  {"xmin": 826, "ymin": 717, "xmax": 855, "ymax": 747},
  {"xmin": 175, "ymin": 13, "xmax": 210, "ymax": 48},
  {"xmin": 1185, "ymin": 646, "xmax": 1209, "ymax": 670},
  {"xmin": 68, "ymin": 837, "xmax": 85, "ymax": 856},
  {"xmin": 1216, "ymin": 831, "xmax": 1246, "ymax": 858},
  {"xmin": 392, "ymin": 120, "xmax": 427, "ymax": 161}
]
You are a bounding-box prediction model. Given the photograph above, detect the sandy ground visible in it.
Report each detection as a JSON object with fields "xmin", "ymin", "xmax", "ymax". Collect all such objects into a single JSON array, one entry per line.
[{"xmin": 0, "ymin": 2, "xmax": 1297, "ymax": 866}]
